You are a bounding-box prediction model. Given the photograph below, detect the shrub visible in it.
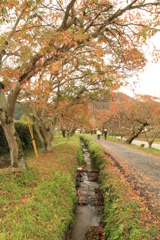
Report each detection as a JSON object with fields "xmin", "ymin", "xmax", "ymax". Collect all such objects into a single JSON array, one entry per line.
[{"xmin": 0, "ymin": 123, "xmax": 42, "ymax": 156}]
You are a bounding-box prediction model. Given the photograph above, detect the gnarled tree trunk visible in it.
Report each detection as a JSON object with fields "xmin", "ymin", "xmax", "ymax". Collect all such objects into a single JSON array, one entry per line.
[
  {"xmin": 148, "ymin": 141, "xmax": 153, "ymax": 148},
  {"xmin": 1, "ymin": 121, "xmax": 26, "ymax": 168},
  {"xmin": 125, "ymin": 122, "xmax": 148, "ymax": 144},
  {"xmin": 62, "ymin": 129, "xmax": 66, "ymax": 138},
  {"xmin": 71, "ymin": 128, "xmax": 76, "ymax": 137},
  {"xmin": 34, "ymin": 120, "xmax": 46, "ymax": 151},
  {"xmin": 45, "ymin": 130, "xmax": 52, "ymax": 151},
  {"xmin": 0, "ymin": 84, "xmax": 27, "ymax": 168},
  {"xmin": 67, "ymin": 132, "xmax": 70, "ymax": 139},
  {"xmin": 125, "ymin": 134, "xmax": 139, "ymax": 144}
]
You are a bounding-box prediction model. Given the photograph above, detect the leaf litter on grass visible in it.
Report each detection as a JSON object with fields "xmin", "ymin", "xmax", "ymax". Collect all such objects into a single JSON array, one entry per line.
[{"xmin": 0, "ymin": 137, "xmax": 81, "ymax": 239}]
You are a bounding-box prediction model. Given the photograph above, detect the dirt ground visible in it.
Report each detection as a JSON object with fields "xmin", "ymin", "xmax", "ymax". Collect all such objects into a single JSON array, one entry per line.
[{"xmin": 91, "ymin": 136, "xmax": 160, "ymax": 222}]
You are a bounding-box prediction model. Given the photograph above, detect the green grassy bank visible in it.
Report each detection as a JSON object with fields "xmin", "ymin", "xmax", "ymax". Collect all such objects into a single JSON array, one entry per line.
[
  {"xmin": 0, "ymin": 135, "xmax": 84, "ymax": 240},
  {"xmin": 81, "ymin": 135, "xmax": 158, "ymax": 240}
]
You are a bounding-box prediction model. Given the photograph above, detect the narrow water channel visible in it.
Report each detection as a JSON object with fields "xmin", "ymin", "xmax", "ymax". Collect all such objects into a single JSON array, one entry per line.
[{"xmin": 69, "ymin": 141, "xmax": 103, "ymax": 240}]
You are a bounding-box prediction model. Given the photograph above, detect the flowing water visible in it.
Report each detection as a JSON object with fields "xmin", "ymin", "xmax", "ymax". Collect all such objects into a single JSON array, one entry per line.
[{"xmin": 69, "ymin": 142, "xmax": 103, "ymax": 240}]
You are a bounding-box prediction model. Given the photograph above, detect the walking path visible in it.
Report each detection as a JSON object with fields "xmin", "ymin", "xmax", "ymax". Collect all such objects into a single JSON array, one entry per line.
[{"xmin": 90, "ymin": 136, "xmax": 160, "ymax": 218}]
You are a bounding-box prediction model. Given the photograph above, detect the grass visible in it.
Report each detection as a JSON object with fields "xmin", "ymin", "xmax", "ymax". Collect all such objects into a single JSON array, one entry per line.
[
  {"xmin": 80, "ymin": 135, "xmax": 159, "ymax": 240},
  {"xmin": 24, "ymin": 147, "xmax": 44, "ymax": 159},
  {"xmin": 0, "ymin": 134, "xmax": 83, "ymax": 240},
  {"xmin": 128, "ymin": 143, "xmax": 160, "ymax": 155},
  {"xmin": 135, "ymin": 137, "xmax": 160, "ymax": 144}
]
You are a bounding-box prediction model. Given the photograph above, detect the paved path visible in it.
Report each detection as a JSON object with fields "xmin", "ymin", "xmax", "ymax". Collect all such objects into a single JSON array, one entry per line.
[{"xmin": 90, "ymin": 136, "xmax": 160, "ymax": 217}]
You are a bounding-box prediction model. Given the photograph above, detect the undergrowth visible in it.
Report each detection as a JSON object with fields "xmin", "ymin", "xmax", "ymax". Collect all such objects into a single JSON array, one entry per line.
[
  {"xmin": 81, "ymin": 135, "xmax": 158, "ymax": 240},
  {"xmin": 0, "ymin": 135, "xmax": 83, "ymax": 240}
]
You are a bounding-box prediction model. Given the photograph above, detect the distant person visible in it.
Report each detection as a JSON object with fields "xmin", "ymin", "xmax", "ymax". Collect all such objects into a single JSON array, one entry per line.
[
  {"xmin": 104, "ymin": 129, "xmax": 107, "ymax": 140},
  {"xmin": 91, "ymin": 130, "xmax": 93, "ymax": 135},
  {"xmin": 97, "ymin": 129, "xmax": 101, "ymax": 140}
]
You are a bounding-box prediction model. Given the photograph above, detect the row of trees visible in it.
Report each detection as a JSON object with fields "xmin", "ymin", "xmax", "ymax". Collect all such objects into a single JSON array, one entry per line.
[
  {"xmin": 95, "ymin": 94, "xmax": 160, "ymax": 148},
  {"xmin": 0, "ymin": 0, "xmax": 160, "ymax": 168}
]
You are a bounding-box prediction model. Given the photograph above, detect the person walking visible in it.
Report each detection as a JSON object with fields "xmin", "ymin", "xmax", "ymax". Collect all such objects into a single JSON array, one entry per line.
[
  {"xmin": 104, "ymin": 129, "xmax": 107, "ymax": 140},
  {"xmin": 97, "ymin": 129, "xmax": 101, "ymax": 140}
]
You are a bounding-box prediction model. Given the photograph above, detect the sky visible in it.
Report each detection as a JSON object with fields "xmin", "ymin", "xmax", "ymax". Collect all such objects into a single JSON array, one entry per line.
[{"xmin": 120, "ymin": 32, "xmax": 160, "ymax": 98}]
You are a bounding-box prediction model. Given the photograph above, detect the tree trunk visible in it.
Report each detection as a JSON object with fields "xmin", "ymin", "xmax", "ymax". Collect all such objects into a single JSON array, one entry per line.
[
  {"xmin": 125, "ymin": 135, "xmax": 137, "ymax": 144},
  {"xmin": 1, "ymin": 121, "xmax": 27, "ymax": 168},
  {"xmin": 125, "ymin": 123, "xmax": 148, "ymax": 144},
  {"xmin": 45, "ymin": 131, "xmax": 52, "ymax": 151},
  {"xmin": 67, "ymin": 131, "xmax": 70, "ymax": 139},
  {"xmin": 148, "ymin": 141, "xmax": 153, "ymax": 148},
  {"xmin": 70, "ymin": 128, "xmax": 75, "ymax": 137},
  {"xmin": 62, "ymin": 129, "xmax": 66, "ymax": 138},
  {"xmin": 34, "ymin": 120, "xmax": 46, "ymax": 151},
  {"xmin": 0, "ymin": 85, "xmax": 27, "ymax": 168}
]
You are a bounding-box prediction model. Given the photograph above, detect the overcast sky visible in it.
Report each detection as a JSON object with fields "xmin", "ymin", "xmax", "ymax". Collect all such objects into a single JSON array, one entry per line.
[{"xmin": 120, "ymin": 32, "xmax": 160, "ymax": 98}]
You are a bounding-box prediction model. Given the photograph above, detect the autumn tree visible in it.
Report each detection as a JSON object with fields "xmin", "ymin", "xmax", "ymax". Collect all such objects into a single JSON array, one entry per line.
[
  {"xmin": 106, "ymin": 94, "xmax": 160, "ymax": 145},
  {"xmin": 93, "ymin": 93, "xmax": 124, "ymax": 135},
  {"xmin": 1, "ymin": 0, "xmax": 160, "ymax": 167},
  {"xmin": 94, "ymin": 107, "xmax": 108, "ymax": 133},
  {"xmin": 58, "ymin": 103, "xmax": 91, "ymax": 139},
  {"xmin": 103, "ymin": 109, "xmax": 119, "ymax": 137},
  {"xmin": 107, "ymin": 95, "xmax": 151, "ymax": 143},
  {"xmin": 136, "ymin": 95, "xmax": 160, "ymax": 148},
  {"xmin": 21, "ymin": 48, "xmax": 114, "ymax": 151},
  {"xmin": 107, "ymin": 94, "xmax": 132, "ymax": 138},
  {"xmin": 0, "ymin": 1, "xmax": 45, "ymax": 168},
  {"xmin": 89, "ymin": 117, "xmax": 97, "ymax": 133}
]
